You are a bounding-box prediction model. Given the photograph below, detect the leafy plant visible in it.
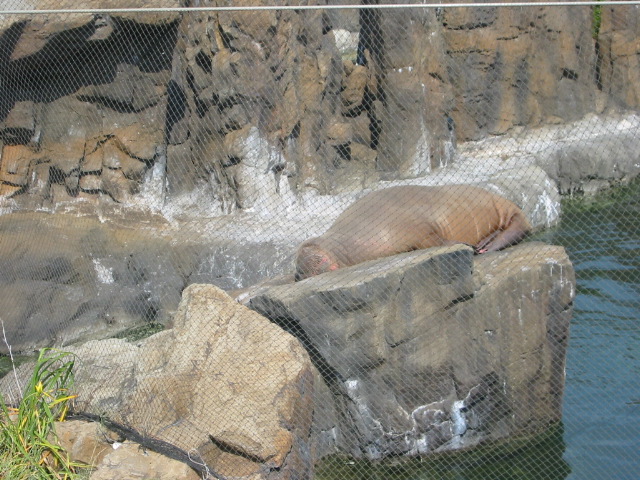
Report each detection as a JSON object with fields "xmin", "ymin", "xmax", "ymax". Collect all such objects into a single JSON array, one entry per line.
[
  {"xmin": 0, "ymin": 348, "xmax": 85, "ymax": 479},
  {"xmin": 592, "ymin": 0, "xmax": 603, "ymax": 39}
]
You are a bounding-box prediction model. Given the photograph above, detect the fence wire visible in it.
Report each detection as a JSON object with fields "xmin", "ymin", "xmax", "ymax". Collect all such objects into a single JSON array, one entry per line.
[{"xmin": 0, "ymin": 1, "xmax": 638, "ymax": 479}]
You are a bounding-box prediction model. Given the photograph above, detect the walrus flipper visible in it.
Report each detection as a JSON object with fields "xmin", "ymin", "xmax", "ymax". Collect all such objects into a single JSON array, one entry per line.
[{"xmin": 476, "ymin": 215, "xmax": 530, "ymax": 253}]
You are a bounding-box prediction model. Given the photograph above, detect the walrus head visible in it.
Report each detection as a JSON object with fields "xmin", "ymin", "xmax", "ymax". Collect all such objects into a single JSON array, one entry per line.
[{"xmin": 295, "ymin": 242, "xmax": 339, "ymax": 281}]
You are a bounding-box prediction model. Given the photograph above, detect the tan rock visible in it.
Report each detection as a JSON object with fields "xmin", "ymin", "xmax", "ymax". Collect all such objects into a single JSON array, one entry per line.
[
  {"xmin": 125, "ymin": 285, "xmax": 315, "ymax": 477},
  {"xmin": 350, "ymin": 142, "xmax": 377, "ymax": 166},
  {"xmin": 103, "ymin": 141, "xmax": 148, "ymax": 181},
  {"xmin": 89, "ymin": 442, "xmax": 200, "ymax": 480},
  {"xmin": 279, "ymin": 84, "xmax": 302, "ymax": 138},
  {"xmin": 49, "ymin": 183, "xmax": 75, "ymax": 203},
  {"xmin": 81, "ymin": 143, "xmax": 104, "ymax": 173},
  {"xmin": 54, "ymin": 420, "xmax": 113, "ymax": 466},
  {"xmin": 100, "ymin": 103, "xmax": 164, "ymax": 164},
  {"xmin": 218, "ymin": 0, "xmax": 277, "ymax": 44},
  {"xmin": 2, "ymin": 101, "xmax": 37, "ymax": 142},
  {"xmin": 101, "ymin": 167, "xmax": 135, "ymax": 203},
  {"xmin": 10, "ymin": 15, "xmax": 95, "ymax": 61},
  {"xmin": 348, "ymin": 112, "xmax": 372, "ymax": 145},
  {"xmin": 28, "ymin": 162, "xmax": 52, "ymax": 200},
  {"xmin": 79, "ymin": 174, "xmax": 102, "ymax": 192},
  {"xmin": 326, "ymin": 121, "xmax": 353, "ymax": 146},
  {"xmin": 0, "ymin": 144, "xmax": 34, "ymax": 186},
  {"xmin": 223, "ymin": 125, "xmax": 254, "ymax": 160},
  {"xmin": 188, "ymin": 61, "xmax": 212, "ymax": 95},
  {"xmin": 598, "ymin": 6, "xmax": 640, "ymax": 107},
  {"xmin": 0, "ymin": 183, "xmax": 23, "ymax": 197},
  {"xmin": 65, "ymin": 170, "xmax": 80, "ymax": 192},
  {"xmin": 40, "ymin": 98, "xmax": 102, "ymax": 174}
]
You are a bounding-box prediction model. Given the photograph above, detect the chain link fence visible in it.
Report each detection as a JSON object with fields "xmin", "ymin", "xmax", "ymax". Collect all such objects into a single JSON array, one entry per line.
[{"xmin": 0, "ymin": 1, "xmax": 638, "ymax": 479}]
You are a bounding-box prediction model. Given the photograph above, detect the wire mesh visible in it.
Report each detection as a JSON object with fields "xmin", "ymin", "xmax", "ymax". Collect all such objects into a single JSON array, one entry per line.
[{"xmin": 0, "ymin": 1, "xmax": 638, "ymax": 479}]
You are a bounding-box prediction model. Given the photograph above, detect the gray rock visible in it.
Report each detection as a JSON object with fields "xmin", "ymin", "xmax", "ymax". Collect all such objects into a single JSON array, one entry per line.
[
  {"xmin": 536, "ymin": 132, "xmax": 640, "ymax": 195},
  {"xmin": 0, "ymin": 213, "xmax": 181, "ymax": 353},
  {"xmin": 248, "ymin": 242, "xmax": 575, "ymax": 460},
  {"xmin": 0, "ymin": 211, "xmax": 300, "ymax": 354}
]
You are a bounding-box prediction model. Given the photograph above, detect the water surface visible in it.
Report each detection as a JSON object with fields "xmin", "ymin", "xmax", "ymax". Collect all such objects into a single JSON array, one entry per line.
[{"xmin": 536, "ymin": 182, "xmax": 640, "ymax": 480}]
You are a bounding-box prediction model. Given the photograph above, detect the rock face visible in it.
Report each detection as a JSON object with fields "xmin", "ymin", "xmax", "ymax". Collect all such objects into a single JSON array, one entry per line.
[
  {"xmin": 597, "ymin": 4, "xmax": 640, "ymax": 108},
  {"xmin": 1, "ymin": 284, "xmax": 316, "ymax": 479},
  {"xmin": 1, "ymin": 3, "xmax": 639, "ymax": 211},
  {"xmin": 0, "ymin": 211, "xmax": 296, "ymax": 354},
  {"xmin": 2, "ymin": 243, "xmax": 574, "ymax": 475},
  {"xmin": 247, "ymin": 243, "xmax": 575, "ymax": 459},
  {"xmin": 0, "ymin": 2, "xmax": 179, "ymax": 207}
]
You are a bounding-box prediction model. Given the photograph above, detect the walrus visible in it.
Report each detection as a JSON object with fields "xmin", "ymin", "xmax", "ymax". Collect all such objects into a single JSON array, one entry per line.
[{"xmin": 295, "ymin": 185, "xmax": 531, "ymax": 280}]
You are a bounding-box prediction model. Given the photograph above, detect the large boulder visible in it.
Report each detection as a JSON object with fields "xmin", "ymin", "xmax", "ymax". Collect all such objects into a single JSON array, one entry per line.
[
  {"xmin": 1, "ymin": 284, "xmax": 315, "ymax": 479},
  {"xmin": 247, "ymin": 242, "xmax": 575, "ymax": 459}
]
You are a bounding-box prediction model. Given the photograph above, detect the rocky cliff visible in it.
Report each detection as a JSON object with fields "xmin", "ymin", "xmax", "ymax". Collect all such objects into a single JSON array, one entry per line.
[{"xmin": 1, "ymin": 1, "xmax": 639, "ymax": 213}]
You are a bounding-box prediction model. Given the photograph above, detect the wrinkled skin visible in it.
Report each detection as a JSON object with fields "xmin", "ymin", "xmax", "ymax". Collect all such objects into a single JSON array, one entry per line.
[{"xmin": 295, "ymin": 185, "xmax": 531, "ymax": 280}]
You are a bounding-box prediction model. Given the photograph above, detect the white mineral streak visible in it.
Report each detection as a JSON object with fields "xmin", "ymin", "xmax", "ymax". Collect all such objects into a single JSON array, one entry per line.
[
  {"xmin": 408, "ymin": 111, "xmax": 432, "ymax": 177},
  {"xmin": 415, "ymin": 436, "xmax": 428, "ymax": 454},
  {"xmin": 450, "ymin": 399, "xmax": 467, "ymax": 448},
  {"xmin": 135, "ymin": 146, "xmax": 166, "ymax": 211},
  {"xmin": 331, "ymin": 29, "xmax": 359, "ymax": 55},
  {"xmin": 92, "ymin": 258, "xmax": 114, "ymax": 284}
]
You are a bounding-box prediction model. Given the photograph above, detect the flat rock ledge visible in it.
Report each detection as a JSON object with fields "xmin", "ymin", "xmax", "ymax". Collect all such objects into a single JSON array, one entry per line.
[{"xmin": 247, "ymin": 242, "xmax": 575, "ymax": 460}]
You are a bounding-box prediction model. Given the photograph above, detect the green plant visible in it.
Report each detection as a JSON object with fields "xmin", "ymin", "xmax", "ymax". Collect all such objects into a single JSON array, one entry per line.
[
  {"xmin": 0, "ymin": 348, "xmax": 84, "ymax": 479},
  {"xmin": 592, "ymin": 0, "xmax": 603, "ymax": 39}
]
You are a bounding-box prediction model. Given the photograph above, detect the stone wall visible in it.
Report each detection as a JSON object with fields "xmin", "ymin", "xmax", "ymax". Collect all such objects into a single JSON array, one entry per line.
[{"xmin": 1, "ymin": 1, "xmax": 639, "ymax": 211}]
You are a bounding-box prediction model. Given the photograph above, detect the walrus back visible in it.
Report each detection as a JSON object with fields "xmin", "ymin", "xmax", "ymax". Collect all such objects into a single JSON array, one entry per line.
[
  {"xmin": 327, "ymin": 185, "xmax": 520, "ymax": 249},
  {"xmin": 295, "ymin": 184, "xmax": 531, "ymax": 279}
]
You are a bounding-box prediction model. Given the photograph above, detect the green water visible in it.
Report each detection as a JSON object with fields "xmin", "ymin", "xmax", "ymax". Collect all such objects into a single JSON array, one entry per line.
[
  {"xmin": 317, "ymin": 425, "xmax": 570, "ymax": 479},
  {"xmin": 538, "ymin": 182, "xmax": 640, "ymax": 480}
]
